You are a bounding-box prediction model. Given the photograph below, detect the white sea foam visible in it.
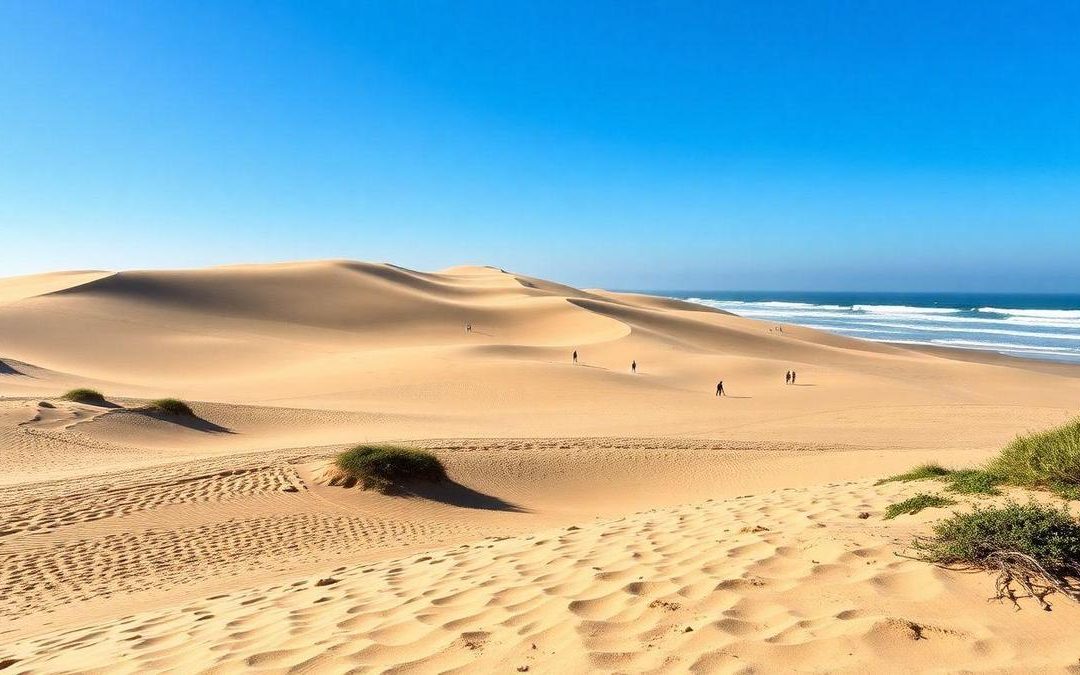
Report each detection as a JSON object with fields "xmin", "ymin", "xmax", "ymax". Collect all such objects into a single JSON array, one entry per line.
[
  {"xmin": 852, "ymin": 304, "xmax": 958, "ymax": 315},
  {"xmin": 979, "ymin": 307, "xmax": 1080, "ymax": 319},
  {"xmin": 678, "ymin": 295, "xmax": 1080, "ymax": 363},
  {"xmin": 813, "ymin": 322, "xmax": 1080, "ymax": 341},
  {"xmin": 689, "ymin": 299, "xmax": 1080, "ymax": 331},
  {"xmin": 929, "ymin": 339, "xmax": 1075, "ymax": 353}
]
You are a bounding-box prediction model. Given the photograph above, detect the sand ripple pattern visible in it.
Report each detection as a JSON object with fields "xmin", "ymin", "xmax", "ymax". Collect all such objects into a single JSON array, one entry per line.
[{"xmin": 6, "ymin": 478, "xmax": 1078, "ymax": 673}]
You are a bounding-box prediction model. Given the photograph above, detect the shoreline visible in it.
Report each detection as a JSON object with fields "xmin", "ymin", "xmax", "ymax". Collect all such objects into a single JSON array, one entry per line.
[{"xmin": 892, "ymin": 341, "xmax": 1080, "ymax": 376}]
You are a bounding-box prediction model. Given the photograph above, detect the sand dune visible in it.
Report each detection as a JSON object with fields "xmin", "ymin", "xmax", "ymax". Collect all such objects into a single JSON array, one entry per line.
[{"xmin": 2, "ymin": 260, "xmax": 1079, "ymax": 673}]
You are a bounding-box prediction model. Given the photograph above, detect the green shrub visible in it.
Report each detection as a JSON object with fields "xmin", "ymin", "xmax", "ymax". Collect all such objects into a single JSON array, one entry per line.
[
  {"xmin": 945, "ymin": 470, "xmax": 1002, "ymax": 495},
  {"xmin": 140, "ymin": 398, "xmax": 195, "ymax": 417},
  {"xmin": 875, "ymin": 463, "xmax": 951, "ymax": 486},
  {"xmin": 60, "ymin": 388, "xmax": 107, "ymax": 405},
  {"xmin": 1051, "ymin": 483, "xmax": 1080, "ymax": 501},
  {"xmin": 332, "ymin": 445, "xmax": 446, "ymax": 492},
  {"xmin": 911, "ymin": 502, "xmax": 1080, "ymax": 608},
  {"xmin": 988, "ymin": 419, "xmax": 1080, "ymax": 491},
  {"xmin": 884, "ymin": 493, "xmax": 956, "ymax": 519}
]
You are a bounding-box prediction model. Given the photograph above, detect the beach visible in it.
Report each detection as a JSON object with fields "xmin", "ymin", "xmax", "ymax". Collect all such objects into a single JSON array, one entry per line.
[{"xmin": 3, "ymin": 261, "xmax": 1080, "ymax": 673}]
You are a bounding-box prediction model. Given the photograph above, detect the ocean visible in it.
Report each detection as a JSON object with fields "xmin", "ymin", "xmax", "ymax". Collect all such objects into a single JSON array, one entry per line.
[{"xmin": 656, "ymin": 291, "xmax": 1080, "ymax": 364}]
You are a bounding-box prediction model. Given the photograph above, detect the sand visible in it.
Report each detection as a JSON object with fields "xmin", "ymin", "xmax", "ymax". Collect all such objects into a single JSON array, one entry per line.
[{"xmin": 1, "ymin": 260, "xmax": 1079, "ymax": 673}]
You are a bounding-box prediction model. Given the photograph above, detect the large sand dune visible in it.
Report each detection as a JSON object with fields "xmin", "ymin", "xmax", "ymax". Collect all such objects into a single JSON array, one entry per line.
[{"xmin": 1, "ymin": 261, "xmax": 1079, "ymax": 672}]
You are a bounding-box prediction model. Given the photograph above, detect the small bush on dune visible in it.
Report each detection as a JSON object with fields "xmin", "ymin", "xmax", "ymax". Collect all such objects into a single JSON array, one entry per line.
[
  {"xmin": 911, "ymin": 502, "xmax": 1080, "ymax": 608},
  {"xmin": 988, "ymin": 419, "xmax": 1080, "ymax": 492},
  {"xmin": 332, "ymin": 445, "xmax": 446, "ymax": 493},
  {"xmin": 1051, "ymin": 483, "xmax": 1080, "ymax": 501},
  {"xmin": 875, "ymin": 463, "xmax": 951, "ymax": 486},
  {"xmin": 945, "ymin": 470, "xmax": 1002, "ymax": 495},
  {"xmin": 884, "ymin": 494, "xmax": 955, "ymax": 519},
  {"xmin": 140, "ymin": 398, "xmax": 196, "ymax": 417},
  {"xmin": 60, "ymin": 388, "xmax": 107, "ymax": 405}
]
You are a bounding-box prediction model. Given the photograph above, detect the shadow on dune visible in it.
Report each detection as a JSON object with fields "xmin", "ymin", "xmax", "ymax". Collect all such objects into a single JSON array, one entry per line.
[
  {"xmin": 132, "ymin": 409, "xmax": 235, "ymax": 434},
  {"xmin": 571, "ymin": 363, "xmax": 609, "ymax": 370},
  {"xmin": 397, "ymin": 479, "xmax": 527, "ymax": 513},
  {"xmin": 0, "ymin": 359, "xmax": 26, "ymax": 376}
]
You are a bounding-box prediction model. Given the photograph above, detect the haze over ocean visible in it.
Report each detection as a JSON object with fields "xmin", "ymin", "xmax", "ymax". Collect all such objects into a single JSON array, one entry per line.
[{"xmin": 661, "ymin": 291, "xmax": 1080, "ymax": 364}]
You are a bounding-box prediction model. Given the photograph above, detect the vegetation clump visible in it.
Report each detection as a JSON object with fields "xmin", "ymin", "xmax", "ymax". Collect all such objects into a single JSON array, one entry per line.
[
  {"xmin": 911, "ymin": 502, "xmax": 1080, "ymax": 609},
  {"xmin": 945, "ymin": 469, "xmax": 1002, "ymax": 495},
  {"xmin": 878, "ymin": 419, "xmax": 1080, "ymax": 498},
  {"xmin": 875, "ymin": 463, "xmax": 951, "ymax": 486},
  {"xmin": 60, "ymin": 388, "xmax": 108, "ymax": 405},
  {"xmin": 331, "ymin": 444, "xmax": 446, "ymax": 493},
  {"xmin": 987, "ymin": 419, "xmax": 1080, "ymax": 494},
  {"xmin": 140, "ymin": 398, "xmax": 196, "ymax": 417},
  {"xmin": 884, "ymin": 494, "xmax": 955, "ymax": 519}
]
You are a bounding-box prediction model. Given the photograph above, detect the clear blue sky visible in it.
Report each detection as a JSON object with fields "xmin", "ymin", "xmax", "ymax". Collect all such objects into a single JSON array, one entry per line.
[{"xmin": 2, "ymin": 1, "xmax": 1078, "ymax": 291}]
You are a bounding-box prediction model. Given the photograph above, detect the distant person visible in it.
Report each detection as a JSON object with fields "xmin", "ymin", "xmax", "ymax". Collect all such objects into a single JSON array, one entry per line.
[
  {"xmin": 631, "ymin": 360, "xmax": 637, "ymax": 374},
  {"xmin": 465, "ymin": 322, "xmax": 472, "ymax": 333},
  {"xmin": 572, "ymin": 350, "xmax": 578, "ymax": 365},
  {"xmin": 791, "ymin": 370, "xmax": 797, "ymax": 384},
  {"xmin": 785, "ymin": 371, "xmax": 791, "ymax": 385},
  {"xmin": 716, "ymin": 381, "xmax": 725, "ymax": 397}
]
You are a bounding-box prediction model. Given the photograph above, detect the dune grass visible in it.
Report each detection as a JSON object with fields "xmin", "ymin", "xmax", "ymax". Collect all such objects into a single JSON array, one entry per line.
[
  {"xmin": 884, "ymin": 493, "xmax": 956, "ymax": 519},
  {"xmin": 987, "ymin": 419, "xmax": 1080, "ymax": 494},
  {"xmin": 332, "ymin": 444, "xmax": 447, "ymax": 492},
  {"xmin": 911, "ymin": 502, "xmax": 1080, "ymax": 608},
  {"xmin": 877, "ymin": 419, "xmax": 1080, "ymax": 499},
  {"xmin": 60, "ymin": 388, "xmax": 108, "ymax": 405},
  {"xmin": 945, "ymin": 469, "xmax": 1002, "ymax": 495},
  {"xmin": 140, "ymin": 398, "xmax": 196, "ymax": 417},
  {"xmin": 875, "ymin": 463, "xmax": 951, "ymax": 485}
]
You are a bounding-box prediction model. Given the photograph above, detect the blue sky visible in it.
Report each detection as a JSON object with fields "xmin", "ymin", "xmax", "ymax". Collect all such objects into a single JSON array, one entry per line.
[{"xmin": 1, "ymin": 1, "xmax": 1078, "ymax": 291}]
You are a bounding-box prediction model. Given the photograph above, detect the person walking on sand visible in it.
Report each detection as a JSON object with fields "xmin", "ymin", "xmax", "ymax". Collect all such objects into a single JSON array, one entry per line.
[
  {"xmin": 572, "ymin": 350, "xmax": 578, "ymax": 365},
  {"xmin": 791, "ymin": 370, "xmax": 797, "ymax": 384},
  {"xmin": 716, "ymin": 381, "xmax": 725, "ymax": 397},
  {"xmin": 785, "ymin": 370, "xmax": 791, "ymax": 385},
  {"xmin": 631, "ymin": 360, "xmax": 637, "ymax": 374}
]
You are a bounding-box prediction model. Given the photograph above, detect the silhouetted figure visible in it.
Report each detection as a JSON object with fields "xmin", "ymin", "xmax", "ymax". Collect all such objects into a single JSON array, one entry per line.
[
  {"xmin": 716, "ymin": 381, "xmax": 725, "ymax": 397},
  {"xmin": 791, "ymin": 371, "xmax": 797, "ymax": 384},
  {"xmin": 785, "ymin": 371, "xmax": 791, "ymax": 385},
  {"xmin": 465, "ymin": 322, "xmax": 472, "ymax": 333},
  {"xmin": 631, "ymin": 360, "xmax": 637, "ymax": 374},
  {"xmin": 572, "ymin": 350, "xmax": 578, "ymax": 365}
]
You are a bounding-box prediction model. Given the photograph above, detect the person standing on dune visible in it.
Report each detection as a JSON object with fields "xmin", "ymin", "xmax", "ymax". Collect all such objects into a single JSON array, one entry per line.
[
  {"xmin": 716, "ymin": 381, "xmax": 725, "ymax": 397},
  {"xmin": 791, "ymin": 371, "xmax": 797, "ymax": 384},
  {"xmin": 785, "ymin": 371, "xmax": 791, "ymax": 385},
  {"xmin": 573, "ymin": 350, "xmax": 578, "ymax": 365},
  {"xmin": 631, "ymin": 360, "xmax": 637, "ymax": 374}
]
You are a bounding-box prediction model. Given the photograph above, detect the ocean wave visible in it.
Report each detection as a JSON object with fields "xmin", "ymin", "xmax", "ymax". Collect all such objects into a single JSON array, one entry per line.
[
  {"xmin": 685, "ymin": 299, "xmax": 848, "ymax": 312},
  {"xmin": 809, "ymin": 322, "xmax": 1080, "ymax": 341},
  {"xmin": 883, "ymin": 338, "xmax": 1080, "ymax": 358},
  {"xmin": 676, "ymin": 294, "xmax": 1080, "ymax": 363},
  {"xmin": 979, "ymin": 307, "xmax": 1080, "ymax": 319},
  {"xmin": 852, "ymin": 304, "xmax": 958, "ymax": 315},
  {"xmin": 689, "ymin": 299, "xmax": 1080, "ymax": 331},
  {"xmin": 928, "ymin": 339, "xmax": 1076, "ymax": 353}
]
